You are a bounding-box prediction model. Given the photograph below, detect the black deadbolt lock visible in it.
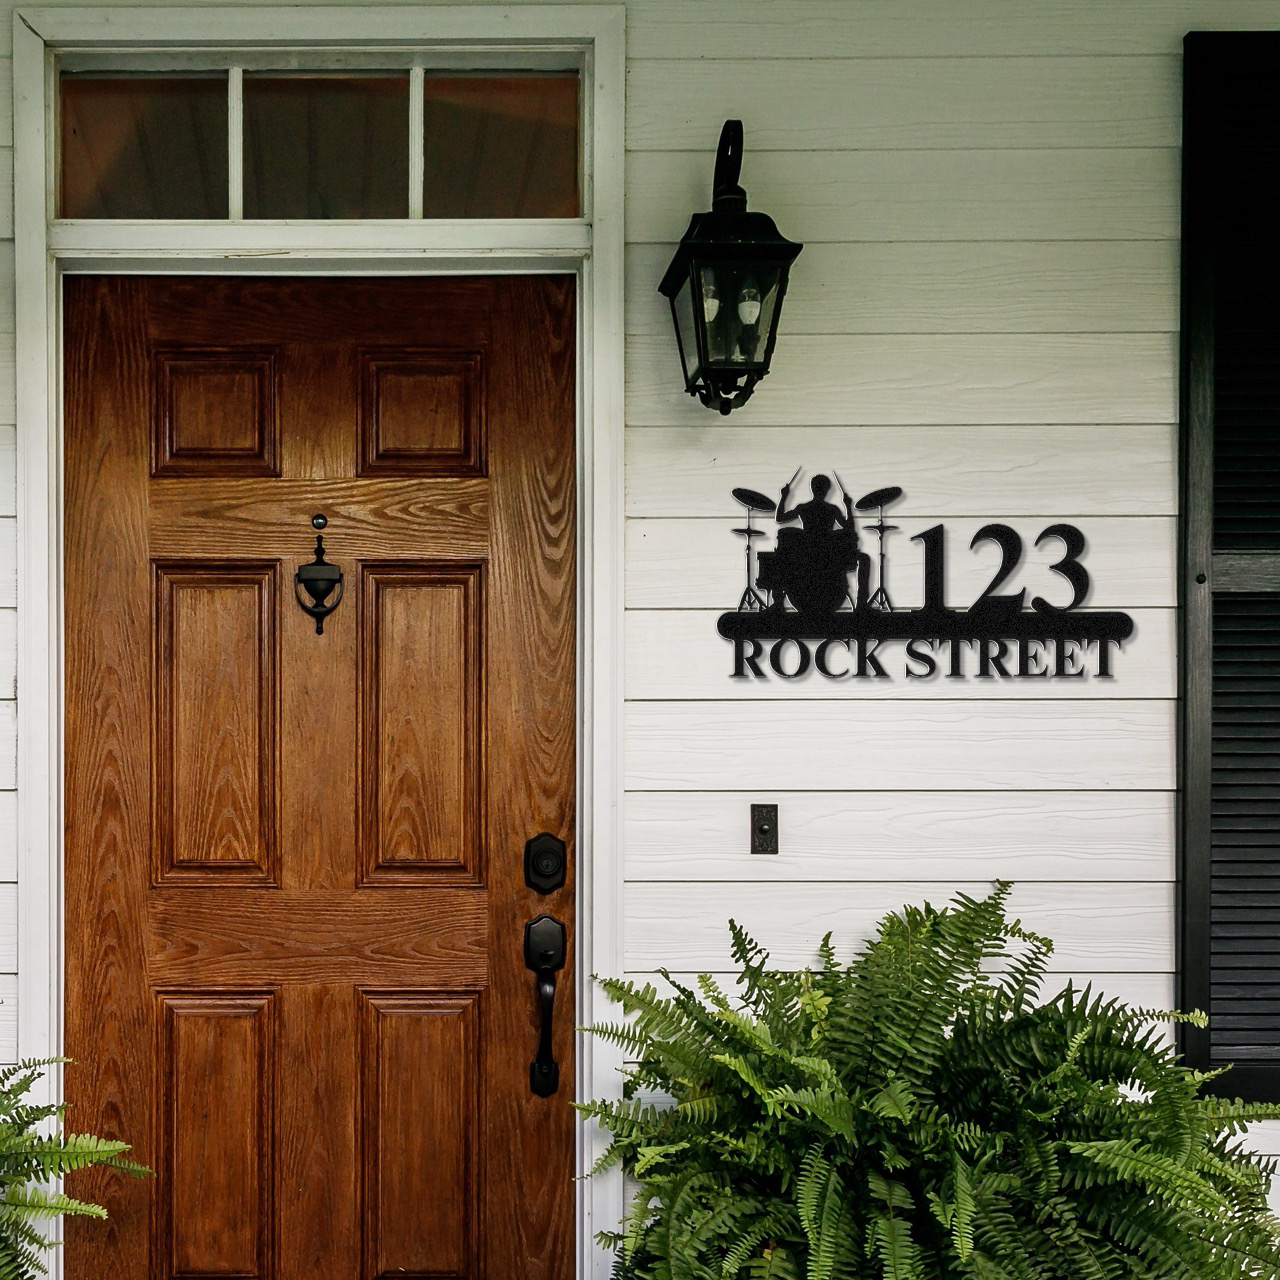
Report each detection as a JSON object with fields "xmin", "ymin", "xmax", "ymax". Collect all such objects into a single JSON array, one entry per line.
[{"xmin": 524, "ymin": 833, "xmax": 567, "ymax": 894}]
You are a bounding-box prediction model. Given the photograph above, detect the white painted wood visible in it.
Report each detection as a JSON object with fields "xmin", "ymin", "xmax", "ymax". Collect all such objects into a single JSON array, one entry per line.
[
  {"xmin": 0, "ymin": 885, "xmax": 17, "ymax": 970},
  {"xmin": 49, "ymin": 218, "xmax": 591, "ymax": 259},
  {"xmin": 626, "ymin": 149, "xmax": 1179, "ymax": 245},
  {"xmin": 0, "ymin": 609, "xmax": 15, "ymax": 701},
  {"xmin": 625, "ymin": 790, "xmax": 1174, "ymax": 883},
  {"xmin": 624, "ymin": 880, "xmax": 1174, "ymax": 972},
  {"xmin": 626, "ymin": 608, "xmax": 1174, "ymax": 701},
  {"xmin": 626, "ymin": 700, "xmax": 1175, "ymax": 792},
  {"xmin": 408, "ymin": 65, "xmax": 424, "ymax": 220},
  {"xmin": 626, "ymin": 517, "xmax": 1176, "ymax": 610},
  {"xmin": 227, "ymin": 66, "xmax": 243, "ymax": 220},
  {"xmin": 625, "ymin": 426, "xmax": 1177, "ymax": 517},
  {"xmin": 1246, "ymin": 1122, "xmax": 1280, "ymax": 1156},
  {"xmin": 0, "ymin": 430, "xmax": 14, "ymax": 519},
  {"xmin": 630, "ymin": 968, "xmax": 1176, "ymax": 1020},
  {"xmin": 627, "ymin": 333, "xmax": 1178, "ymax": 428},
  {"xmin": 12, "ymin": 12, "xmax": 60, "ymax": 1136},
  {"xmin": 626, "ymin": 57, "xmax": 1179, "ymax": 151},
  {"xmin": 22, "ymin": 4, "xmax": 623, "ymax": 45},
  {"xmin": 623, "ymin": 0, "xmax": 1280, "ymax": 60},
  {"xmin": 574, "ymin": 13, "xmax": 628, "ymax": 1277},
  {"xmin": 0, "ymin": 519, "xmax": 14, "ymax": 609},
  {"xmin": 0, "ymin": 974, "xmax": 17, "ymax": 1063},
  {"xmin": 627, "ymin": 242, "xmax": 1180, "ymax": 337},
  {"xmin": 0, "ymin": 792, "xmax": 15, "ymax": 882}
]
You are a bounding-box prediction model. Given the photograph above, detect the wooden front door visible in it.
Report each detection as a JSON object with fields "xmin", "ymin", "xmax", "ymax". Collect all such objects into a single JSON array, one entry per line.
[{"xmin": 63, "ymin": 276, "xmax": 576, "ymax": 1280}]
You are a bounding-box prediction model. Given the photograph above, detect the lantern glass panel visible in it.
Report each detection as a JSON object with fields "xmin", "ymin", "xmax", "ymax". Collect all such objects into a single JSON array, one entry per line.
[
  {"xmin": 697, "ymin": 264, "xmax": 783, "ymax": 371},
  {"xmin": 670, "ymin": 272, "xmax": 701, "ymax": 388}
]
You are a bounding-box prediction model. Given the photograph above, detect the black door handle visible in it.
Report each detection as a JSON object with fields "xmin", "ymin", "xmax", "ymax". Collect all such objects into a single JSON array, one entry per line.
[{"xmin": 524, "ymin": 914, "xmax": 566, "ymax": 1097}]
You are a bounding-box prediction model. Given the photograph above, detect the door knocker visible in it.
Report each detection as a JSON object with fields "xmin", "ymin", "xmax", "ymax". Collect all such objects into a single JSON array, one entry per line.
[{"xmin": 294, "ymin": 513, "xmax": 344, "ymax": 635}]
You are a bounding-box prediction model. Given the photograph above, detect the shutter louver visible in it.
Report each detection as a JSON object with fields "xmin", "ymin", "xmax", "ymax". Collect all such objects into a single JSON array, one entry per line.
[
  {"xmin": 1211, "ymin": 592, "xmax": 1280, "ymax": 1058},
  {"xmin": 1182, "ymin": 33, "xmax": 1280, "ymax": 1097}
]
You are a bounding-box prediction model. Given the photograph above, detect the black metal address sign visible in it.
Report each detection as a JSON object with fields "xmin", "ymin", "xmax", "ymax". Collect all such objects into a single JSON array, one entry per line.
[{"xmin": 718, "ymin": 471, "xmax": 1133, "ymax": 682}]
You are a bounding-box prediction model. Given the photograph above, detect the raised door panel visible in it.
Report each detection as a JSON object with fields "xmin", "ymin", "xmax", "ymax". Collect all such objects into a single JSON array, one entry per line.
[
  {"xmin": 153, "ymin": 347, "xmax": 279, "ymax": 477},
  {"xmin": 158, "ymin": 993, "xmax": 275, "ymax": 1280},
  {"xmin": 359, "ymin": 565, "xmax": 484, "ymax": 884},
  {"xmin": 154, "ymin": 563, "xmax": 279, "ymax": 883},
  {"xmin": 359, "ymin": 992, "xmax": 480, "ymax": 1280},
  {"xmin": 358, "ymin": 349, "xmax": 486, "ymax": 477}
]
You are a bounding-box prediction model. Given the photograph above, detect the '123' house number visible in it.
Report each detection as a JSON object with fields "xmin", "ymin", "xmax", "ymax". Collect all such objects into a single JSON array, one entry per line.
[{"xmin": 717, "ymin": 472, "xmax": 1133, "ymax": 682}]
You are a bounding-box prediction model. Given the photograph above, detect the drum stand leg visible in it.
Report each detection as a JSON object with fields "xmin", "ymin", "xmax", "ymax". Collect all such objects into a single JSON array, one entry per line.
[
  {"xmin": 738, "ymin": 543, "xmax": 767, "ymax": 613},
  {"xmin": 868, "ymin": 529, "xmax": 892, "ymax": 611}
]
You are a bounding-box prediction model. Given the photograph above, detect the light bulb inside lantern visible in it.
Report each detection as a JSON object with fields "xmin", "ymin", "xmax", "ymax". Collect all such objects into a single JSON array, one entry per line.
[
  {"xmin": 702, "ymin": 279, "xmax": 720, "ymax": 323},
  {"xmin": 737, "ymin": 281, "xmax": 762, "ymax": 326}
]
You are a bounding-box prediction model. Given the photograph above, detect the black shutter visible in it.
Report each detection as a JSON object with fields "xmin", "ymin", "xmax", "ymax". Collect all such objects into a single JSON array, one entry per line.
[{"xmin": 1181, "ymin": 32, "xmax": 1280, "ymax": 1099}]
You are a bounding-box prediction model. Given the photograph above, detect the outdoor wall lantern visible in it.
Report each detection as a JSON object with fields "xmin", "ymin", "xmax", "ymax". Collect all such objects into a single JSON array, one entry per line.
[{"xmin": 659, "ymin": 119, "xmax": 804, "ymax": 415}]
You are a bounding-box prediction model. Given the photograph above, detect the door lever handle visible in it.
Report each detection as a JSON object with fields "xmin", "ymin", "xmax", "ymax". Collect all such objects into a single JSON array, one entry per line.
[{"xmin": 524, "ymin": 914, "xmax": 566, "ymax": 1097}]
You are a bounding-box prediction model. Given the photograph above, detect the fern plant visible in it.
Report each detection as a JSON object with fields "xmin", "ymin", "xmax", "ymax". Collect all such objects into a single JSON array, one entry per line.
[
  {"xmin": 580, "ymin": 883, "xmax": 1280, "ymax": 1280},
  {"xmin": 0, "ymin": 1058, "xmax": 148, "ymax": 1280}
]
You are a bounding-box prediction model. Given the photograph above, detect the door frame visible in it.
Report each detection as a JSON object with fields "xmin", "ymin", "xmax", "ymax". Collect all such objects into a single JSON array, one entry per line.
[{"xmin": 13, "ymin": 8, "xmax": 625, "ymax": 1277}]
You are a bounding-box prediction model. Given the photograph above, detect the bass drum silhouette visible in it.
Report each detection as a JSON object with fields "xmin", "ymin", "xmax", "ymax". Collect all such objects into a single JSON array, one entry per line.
[{"xmin": 756, "ymin": 527, "xmax": 859, "ymax": 615}]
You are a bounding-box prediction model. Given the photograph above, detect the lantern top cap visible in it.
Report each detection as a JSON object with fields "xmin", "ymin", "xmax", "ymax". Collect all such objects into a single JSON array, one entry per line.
[{"xmin": 657, "ymin": 118, "xmax": 803, "ymax": 299}]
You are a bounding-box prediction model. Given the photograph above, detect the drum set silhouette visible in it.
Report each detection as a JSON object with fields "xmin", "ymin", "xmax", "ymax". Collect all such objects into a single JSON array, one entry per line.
[{"xmin": 732, "ymin": 476, "xmax": 903, "ymax": 618}]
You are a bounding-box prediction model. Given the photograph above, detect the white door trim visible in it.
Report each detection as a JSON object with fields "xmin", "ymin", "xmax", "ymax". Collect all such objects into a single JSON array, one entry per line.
[{"xmin": 13, "ymin": 9, "xmax": 625, "ymax": 1277}]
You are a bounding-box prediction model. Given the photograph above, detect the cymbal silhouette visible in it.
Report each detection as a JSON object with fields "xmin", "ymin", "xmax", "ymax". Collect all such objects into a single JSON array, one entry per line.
[
  {"xmin": 732, "ymin": 527, "xmax": 767, "ymax": 538},
  {"xmin": 855, "ymin": 484, "xmax": 903, "ymax": 512},
  {"xmin": 733, "ymin": 487, "xmax": 778, "ymax": 513}
]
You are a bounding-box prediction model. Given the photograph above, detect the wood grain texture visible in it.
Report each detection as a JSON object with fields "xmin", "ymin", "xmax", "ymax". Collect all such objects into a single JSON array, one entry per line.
[
  {"xmin": 624, "ymin": 880, "xmax": 1174, "ymax": 972},
  {"xmin": 626, "ymin": 149, "xmax": 1178, "ymax": 245},
  {"xmin": 626, "ymin": 517, "xmax": 1176, "ymax": 610},
  {"xmin": 625, "ymin": 426, "xmax": 1177, "ymax": 517},
  {"xmin": 626, "ymin": 242, "xmax": 1180, "ymax": 336},
  {"xmin": 358, "ymin": 348, "xmax": 485, "ymax": 477},
  {"xmin": 627, "ymin": 333, "xmax": 1177, "ymax": 427},
  {"xmin": 627, "ymin": 57, "xmax": 1179, "ymax": 151},
  {"xmin": 625, "ymin": 790, "xmax": 1174, "ymax": 882},
  {"xmin": 159, "ymin": 993, "xmax": 274, "ymax": 1279},
  {"xmin": 147, "ymin": 478, "xmax": 488, "ymax": 557},
  {"xmin": 623, "ymin": 0, "xmax": 1280, "ymax": 59},
  {"xmin": 360, "ymin": 565, "xmax": 484, "ymax": 883},
  {"xmin": 64, "ymin": 277, "xmax": 577, "ymax": 1279},
  {"xmin": 153, "ymin": 345, "xmax": 279, "ymax": 477},
  {"xmin": 626, "ymin": 700, "xmax": 1175, "ymax": 791},
  {"xmin": 626, "ymin": 608, "xmax": 1174, "ymax": 700},
  {"xmin": 154, "ymin": 563, "xmax": 278, "ymax": 883},
  {"xmin": 359, "ymin": 992, "xmax": 480, "ymax": 1280}
]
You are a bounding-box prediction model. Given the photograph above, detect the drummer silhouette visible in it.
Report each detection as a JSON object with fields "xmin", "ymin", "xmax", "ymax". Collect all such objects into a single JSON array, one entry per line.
[
  {"xmin": 765, "ymin": 473, "xmax": 872, "ymax": 613},
  {"xmin": 777, "ymin": 473, "xmax": 853, "ymax": 537}
]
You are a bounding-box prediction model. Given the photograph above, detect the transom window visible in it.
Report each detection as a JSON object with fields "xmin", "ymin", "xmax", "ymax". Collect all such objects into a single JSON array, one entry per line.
[{"xmin": 60, "ymin": 67, "xmax": 580, "ymax": 220}]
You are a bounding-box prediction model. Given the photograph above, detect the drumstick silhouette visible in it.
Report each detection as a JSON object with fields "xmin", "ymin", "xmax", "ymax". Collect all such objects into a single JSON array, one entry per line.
[
  {"xmin": 783, "ymin": 465, "xmax": 801, "ymax": 491},
  {"xmin": 832, "ymin": 469, "xmax": 852, "ymax": 505}
]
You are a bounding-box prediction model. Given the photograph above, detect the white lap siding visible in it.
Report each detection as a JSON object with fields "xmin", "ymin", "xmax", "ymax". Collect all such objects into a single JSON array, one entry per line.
[{"xmin": 1, "ymin": 0, "xmax": 1279, "ymax": 1182}]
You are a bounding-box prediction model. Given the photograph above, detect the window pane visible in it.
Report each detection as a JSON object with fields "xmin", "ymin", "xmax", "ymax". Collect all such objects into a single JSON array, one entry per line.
[
  {"xmin": 422, "ymin": 75, "xmax": 579, "ymax": 218},
  {"xmin": 243, "ymin": 75, "xmax": 409, "ymax": 219},
  {"xmin": 61, "ymin": 76, "xmax": 229, "ymax": 219}
]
